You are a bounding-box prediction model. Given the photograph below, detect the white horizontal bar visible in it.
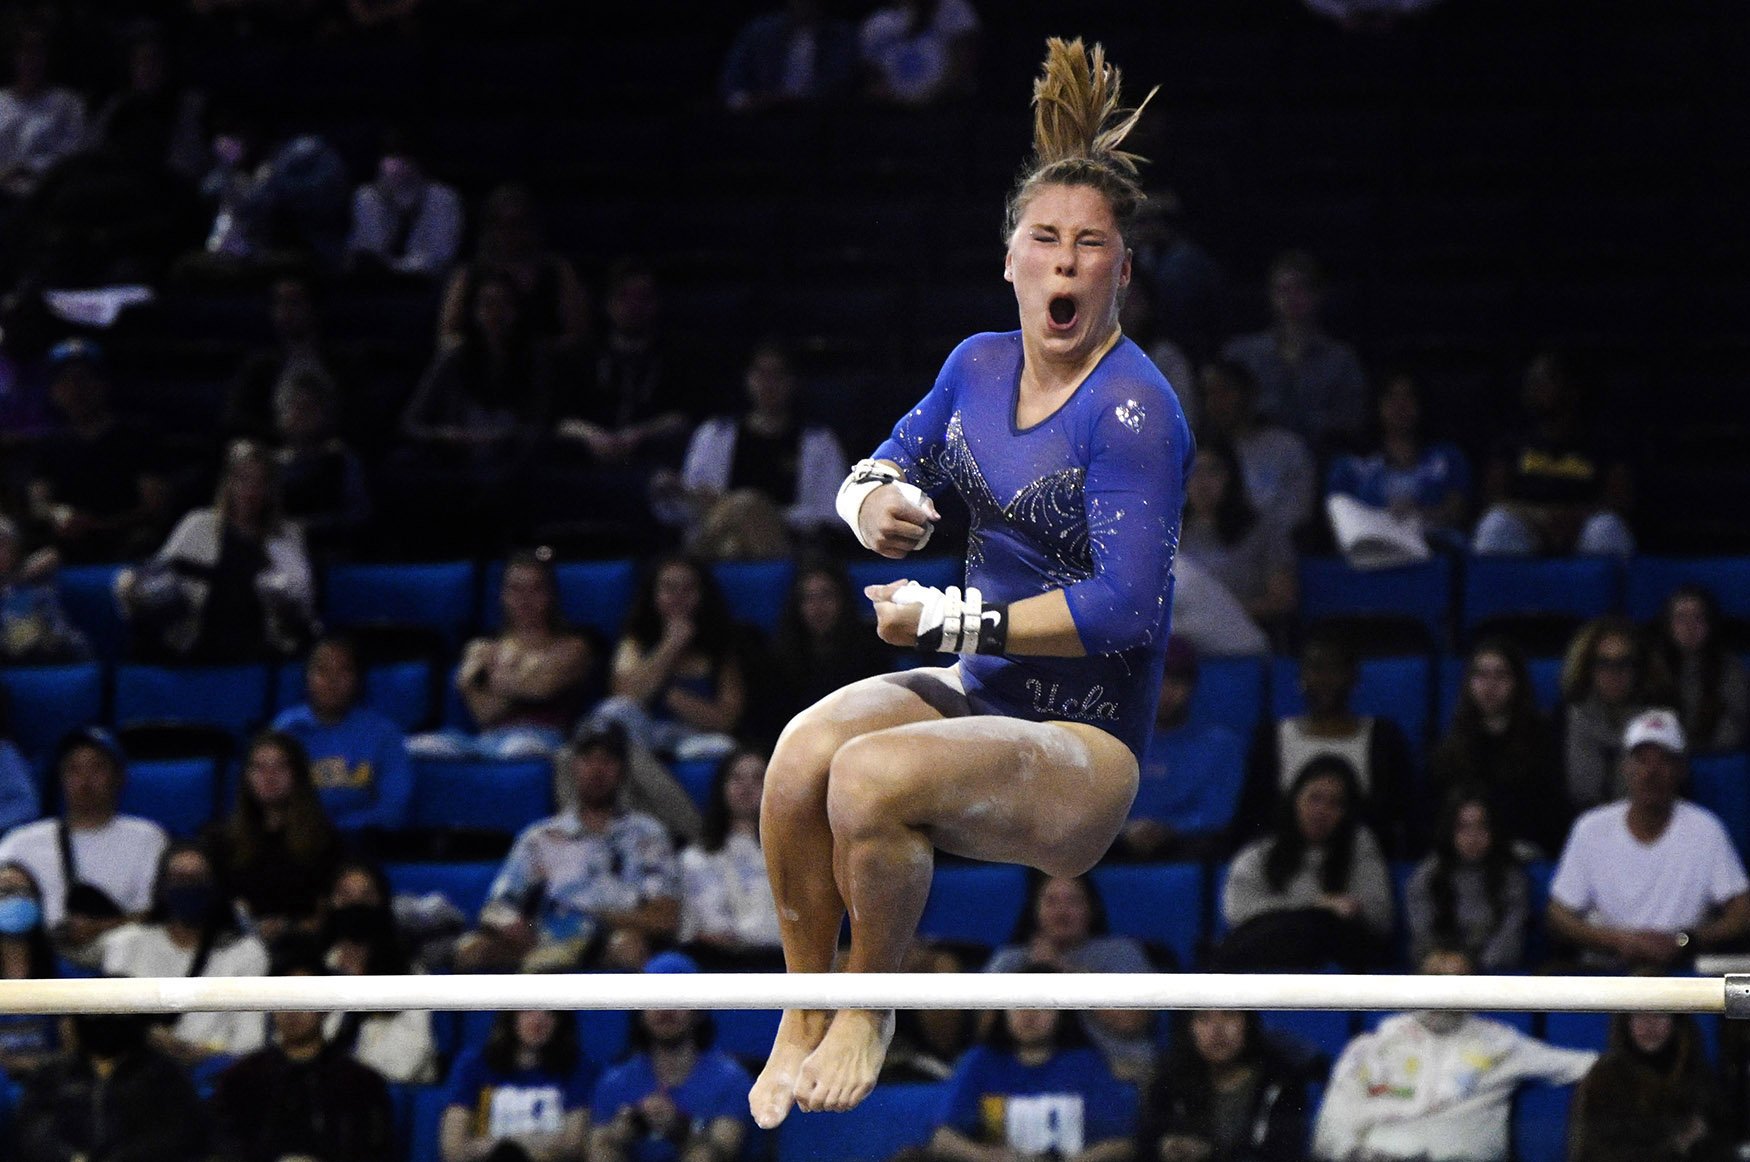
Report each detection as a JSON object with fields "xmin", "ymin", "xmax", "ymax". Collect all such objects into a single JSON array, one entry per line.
[{"xmin": 0, "ymin": 973, "xmax": 1726, "ymax": 1015}]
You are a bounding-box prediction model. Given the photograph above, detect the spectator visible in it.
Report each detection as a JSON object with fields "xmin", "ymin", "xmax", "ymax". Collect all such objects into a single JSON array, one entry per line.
[
  {"xmin": 1220, "ymin": 250, "xmax": 1367, "ymax": 448},
  {"xmin": 1311, "ymin": 947, "xmax": 1595, "ymax": 1162},
  {"xmin": 1237, "ymin": 630, "xmax": 1412, "ymax": 854},
  {"xmin": 210, "ymin": 731, "xmax": 343, "ymax": 946},
  {"xmin": 1137, "ymin": 1009, "xmax": 1308, "ymax": 1162},
  {"xmin": 0, "ymin": 727, "xmax": 167, "ymax": 963},
  {"xmin": 1428, "ymin": 637, "xmax": 1569, "ymax": 858},
  {"xmin": 679, "ymin": 748, "xmax": 781, "ymax": 969},
  {"xmin": 273, "ymin": 367, "xmax": 373, "ymax": 551},
  {"xmin": 589, "ymin": 952, "xmax": 752, "ymax": 1162},
  {"xmin": 915, "ymin": 986, "xmax": 1133, "ymax": 1162},
  {"xmin": 345, "ymin": 125, "xmax": 464, "ymax": 279},
  {"xmin": 1326, "ymin": 370, "xmax": 1473, "ymax": 551},
  {"xmin": 1198, "ymin": 359, "xmax": 1317, "ymax": 535},
  {"xmin": 198, "ymin": 123, "xmax": 351, "ymax": 270},
  {"xmin": 273, "ymin": 634, "xmax": 415, "ymax": 834},
  {"xmin": 553, "ymin": 719, "xmax": 706, "ymax": 856},
  {"xmin": 858, "ymin": 0, "xmax": 981, "ymax": 107},
  {"xmin": 402, "ymin": 269, "xmax": 555, "ymax": 451},
  {"xmin": 224, "ymin": 273, "xmax": 353, "ymax": 441},
  {"xmin": 767, "ymin": 557, "xmax": 892, "ymax": 729},
  {"xmin": 441, "ymin": 1009, "xmax": 592, "ymax": 1162},
  {"xmin": 1128, "ymin": 189, "xmax": 1225, "ymax": 363},
  {"xmin": 1115, "ymin": 272, "xmax": 1195, "ymax": 413},
  {"xmin": 1217, "ymin": 755, "xmax": 1392, "ymax": 972},
  {"xmin": 26, "ymin": 338, "xmax": 173, "ymax": 563},
  {"xmin": 984, "ymin": 872, "xmax": 1157, "ymax": 1081},
  {"xmin": 1175, "ymin": 436, "xmax": 1297, "ymax": 650},
  {"xmin": 1560, "ymin": 616, "xmax": 1657, "ymax": 813},
  {"xmin": 100, "ymin": 840, "xmax": 271, "ymax": 1071},
  {"xmin": 320, "ymin": 868, "xmax": 438, "ymax": 1083},
  {"xmin": 116, "ymin": 439, "xmax": 316, "ymax": 663},
  {"xmin": 0, "ymin": 862, "xmax": 60, "ymax": 1080},
  {"xmin": 86, "ymin": 21, "xmax": 206, "ymax": 182},
  {"xmin": 1569, "ymin": 1011, "xmax": 1730, "ymax": 1162},
  {"xmin": 1546, "ymin": 708, "xmax": 1750, "ymax": 972},
  {"xmin": 1404, "ymin": 787, "xmax": 1531, "ymax": 972},
  {"xmin": 208, "ymin": 952, "xmax": 396, "ymax": 1162},
  {"xmin": 1472, "ymin": 349, "xmax": 1635, "ymax": 557},
  {"xmin": 0, "ymin": 514, "xmax": 90, "ymax": 664},
  {"xmin": 590, "ymin": 555, "xmax": 746, "ymax": 762},
  {"xmin": 0, "ymin": 693, "xmax": 36, "ymax": 837},
  {"xmin": 14, "ymin": 1014, "xmax": 206, "ymax": 1162},
  {"xmin": 1119, "ymin": 637, "xmax": 1246, "ymax": 860},
  {"xmin": 440, "ymin": 183, "xmax": 591, "ymax": 348},
  {"xmin": 0, "ymin": 22, "xmax": 86, "ymax": 202},
  {"xmin": 667, "ymin": 340, "xmax": 848, "ymax": 555},
  {"xmin": 455, "ymin": 724, "xmax": 680, "ymax": 973},
  {"xmin": 1654, "ymin": 584, "xmax": 1748, "ymax": 754},
  {"xmin": 720, "ymin": 0, "xmax": 858, "ymax": 113},
  {"xmin": 411, "ymin": 550, "xmax": 594, "ymax": 760}
]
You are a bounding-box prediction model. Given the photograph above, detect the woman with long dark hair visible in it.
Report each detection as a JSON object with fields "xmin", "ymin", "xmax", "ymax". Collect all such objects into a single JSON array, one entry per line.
[
  {"xmin": 1654, "ymin": 584, "xmax": 1748, "ymax": 754},
  {"xmin": 0, "ymin": 861, "xmax": 59, "ymax": 1079},
  {"xmin": 210, "ymin": 730, "xmax": 341, "ymax": 945},
  {"xmin": 679, "ymin": 748, "xmax": 780, "ymax": 969},
  {"xmin": 1404, "ymin": 787, "xmax": 1531, "ymax": 971},
  {"xmin": 404, "ymin": 270, "xmax": 553, "ymax": 449},
  {"xmin": 590, "ymin": 554, "xmax": 746, "ymax": 761},
  {"xmin": 769, "ymin": 557, "xmax": 892, "ymax": 725},
  {"xmin": 1570, "ymin": 1012, "xmax": 1729, "ymax": 1162},
  {"xmin": 1218, "ymin": 755, "xmax": 1392, "ymax": 971},
  {"xmin": 440, "ymin": 1010, "xmax": 591, "ymax": 1162},
  {"xmin": 1138, "ymin": 1009, "xmax": 1308, "ymax": 1162},
  {"xmin": 101, "ymin": 841, "xmax": 269, "ymax": 1069},
  {"xmin": 1429, "ymin": 636, "xmax": 1568, "ymax": 857},
  {"xmin": 1178, "ymin": 435, "xmax": 1298, "ymax": 628}
]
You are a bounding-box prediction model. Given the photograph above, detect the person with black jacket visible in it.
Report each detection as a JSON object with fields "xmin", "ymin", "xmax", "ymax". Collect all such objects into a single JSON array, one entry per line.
[{"xmin": 1139, "ymin": 1009, "xmax": 1308, "ymax": 1162}]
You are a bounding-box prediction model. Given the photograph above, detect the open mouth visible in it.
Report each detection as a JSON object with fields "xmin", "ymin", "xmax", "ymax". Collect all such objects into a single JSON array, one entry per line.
[{"xmin": 1047, "ymin": 295, "xmax": 1078, "ymax": 330}]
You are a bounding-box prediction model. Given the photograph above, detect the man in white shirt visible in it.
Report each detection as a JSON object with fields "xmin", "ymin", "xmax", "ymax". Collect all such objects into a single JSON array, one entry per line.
[
  {"xmin": 1546, "ymin": 707, "xmax": 1750, "ymax": 971},
  {"xmin": 0, "ymin": 24, "xmax": 86, "ymax": 200},
  {"xmin": 0, "ymin": 727, "xmax": 168, "ymax": 960},
  {"xmin": 1312, "ymin": 947, "xmax": 1597, "ymax": 1162},
  {"xmin": 345, "ymin": 128, "xmax": 463, "ymax": 278}
]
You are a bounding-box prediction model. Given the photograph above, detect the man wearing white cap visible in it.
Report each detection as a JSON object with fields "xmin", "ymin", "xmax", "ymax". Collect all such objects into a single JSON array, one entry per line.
[{"xmin": 1546, "ymin": 708, "xmax": 1750, "ymax": 971}]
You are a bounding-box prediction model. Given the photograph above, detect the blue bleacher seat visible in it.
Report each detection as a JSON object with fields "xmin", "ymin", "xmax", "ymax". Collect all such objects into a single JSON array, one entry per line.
[
  {"xmin": 918, "ymin": 863, "xmax": 1028, "ymax": 950},
  {"xmin": 1189, "ymin": 655, "xmax": 1267, "ymax": 738},
  {"xmin": 777, "ymin": 1083, "xmax": 945, "ymax": 1162},
  {"xmin": 0, "ymin": 663, "xmax": 103, "ymax": 766},
  {"xmin": 56, "ymin": 564, "xmax": 128, "ymax": 660},
  {"xmin": 113, "ymin": 663, "xmax": 271, "ymax": 739},
  {"xmin": 846, "ymin": 556, "xmax": 963, "ymax": 605},
  {"xmin": 1261, "ymin": 1010, "xmax": 1355, "ymax": 1070},
  {"xmin": 1300, "ymin": 556, "xmax": 1454, "ymax": 644},
  {"xmin": 713, "ymin": 1009, "xmax": 781, "ymax": 1064},
  {"xmin": 1271, "ymin": 655, "xmax": 1432, "ymax": 758},
  {"xmin": 404, "ymin": 1082, "xmax": 450, "ymax": 1162},
  {"xmin": 408, "ymin": 758, "xmax": 551, "ymax": 835},
  {"xmin": 1543, "ymin": 1010, "xmax": 1610, "ymax": 1053},
  {"xmin": 711, "ymin": 560, "xmax": 795, "ymax": 634},
  {"xmin": 1510, "ymin": 1082, "xmax": 1575, "ymax": 1162},
  {"xmin": 671, "ymin": 757, "xmax": 719, "ymax": 814},
  {"xmin": 324, "ymin": 562, "xmax": 477, "ymax": 647},
  {"xmin": 384, "ymin": 861, "xmax": 501, "ymax": 918},
  {"xmin": 1523, "ymin": 860, "xmax": 1556, "ymax": 964},
  {"xmin": 1461, "ymin": 556, "xmax": 1620, "ymax": 636},
  {"xmin": 482, "ymin": 559, "xmax": 639, "ymax": 637},
  {"xmin": 1090, "ymin": 863, "xmax": 1204, "ymax": 969},
  {"xmin": 120, "ymin": 758, "xmax": 218, "ymax": 838},
  {"xmin": 1689, "ymin": 752, "xmax": 1750, "ymax": 860},
  {"xmin": 1624, "ymin": 556, "xmax": 1750, "ymax": 620},
  {"xmin": 274, "ymin": 658, "xmax": 434, "ymax": 732}
]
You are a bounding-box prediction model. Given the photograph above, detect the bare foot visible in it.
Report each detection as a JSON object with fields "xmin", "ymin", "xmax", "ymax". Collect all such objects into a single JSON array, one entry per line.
[
  {"xmin": 749, "ymin": 1008, "xmax": 833, "ymax": 1129},
  {"xmin": 793, "ymin": 1008, "xmax": 894, "ymax": 1114}
]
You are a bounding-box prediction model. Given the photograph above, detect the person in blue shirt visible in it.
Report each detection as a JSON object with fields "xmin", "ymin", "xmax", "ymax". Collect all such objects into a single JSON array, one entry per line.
[
  {"xmin": 440, "ymin": 1009, "xmax": 594, "ymax": 1162},
  {"xmin": 272, "ymin": 634, "xmax": 413, "ymax": 833},
  {"xmin": 1325, "ymin": 371, "xmax": 1472, "ymax": 551},
  {"xmin": 591, "ymin": 952, "xmax": 752, "ymax": 1162},
  {"xmin": 752, "ymin": 39, "xmax": 1190, "ymax": 1127},
  {"xmin": 927, "ymin": 988, "xmax": 1134, "ymax": 1162},
  {"xmin": 1120, "ymin": 637, "xmax": 1247, "ymax": 861}
]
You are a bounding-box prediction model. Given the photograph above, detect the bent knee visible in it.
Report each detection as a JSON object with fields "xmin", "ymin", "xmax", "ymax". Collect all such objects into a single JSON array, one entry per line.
[{"xmin": 825, "ymin": 733, "xmax": 925, "ymax": 837}]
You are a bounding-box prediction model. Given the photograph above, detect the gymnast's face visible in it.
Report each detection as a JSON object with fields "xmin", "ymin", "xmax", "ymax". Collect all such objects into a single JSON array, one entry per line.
[{"xmin": 1004, "ymin": 183, "xmax": 1131, "ymax": 367}]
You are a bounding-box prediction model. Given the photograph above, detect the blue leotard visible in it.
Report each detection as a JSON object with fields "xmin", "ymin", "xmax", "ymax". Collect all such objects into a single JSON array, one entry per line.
[{"xmin": 873, "ymin": 331, "xmax": 1192, "ymax": 758}]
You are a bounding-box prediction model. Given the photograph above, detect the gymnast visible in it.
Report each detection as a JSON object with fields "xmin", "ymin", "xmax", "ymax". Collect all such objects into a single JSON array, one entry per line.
[{"xmin": 750, "ymin": 38, "xmax": 1193, "ymax": 1126}]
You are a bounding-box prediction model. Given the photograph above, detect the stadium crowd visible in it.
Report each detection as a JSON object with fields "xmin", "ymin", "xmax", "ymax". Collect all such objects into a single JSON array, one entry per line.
[{"xmin": 0, "ymin": 1, "xmax": 1747, "ymax": 1160}]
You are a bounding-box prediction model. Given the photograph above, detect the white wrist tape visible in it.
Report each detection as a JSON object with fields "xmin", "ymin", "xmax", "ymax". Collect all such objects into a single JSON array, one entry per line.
[
  {"xmin": 892, "ymin": 582, "xmax": 1004, "ymax": 655},
  {"xmin": 837, "ymin": 459, "xmax": 933, "ymax": 552}
]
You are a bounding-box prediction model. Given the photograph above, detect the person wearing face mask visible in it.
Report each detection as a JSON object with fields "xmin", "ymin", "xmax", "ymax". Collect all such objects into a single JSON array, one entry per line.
[
  {"xmin": 320, "ymin": 869, "xmax": 438, "ymax": 1084},
  {"xmin": 100, "ymin": 841, "xmax": 270, "ymax": 1073},
  {"xmin": 14, "ymin": 1013, "xmax": 207, "ymax": 1162},
  {"xmin": 0, "ymin": 861, "xmax": 60, "ymax": 1080},
  {"xmin": 1311, "ymin": 947, "xmax": 1597, "ymax": 1162},
  {"xmin": 346, "ymin": 125, "xmax": 464, "ymax": 279}
]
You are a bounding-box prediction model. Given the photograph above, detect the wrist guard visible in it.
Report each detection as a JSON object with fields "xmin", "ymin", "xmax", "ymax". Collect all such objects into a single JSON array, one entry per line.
[
  {"xmin": 836, "ymin": 459, "xmax": 933, "ymax": 552},
  {"xmin": 892, "ymin": 582, "xmax": 1009, "ymax": 656}
]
